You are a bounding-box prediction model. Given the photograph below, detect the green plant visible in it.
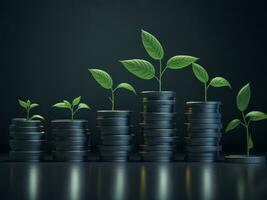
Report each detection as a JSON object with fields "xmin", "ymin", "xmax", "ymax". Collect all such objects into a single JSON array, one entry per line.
[
  {"xmin": 18, "ymin": 99, "xmax": 44, "ymax": 120},
  {"xmin": 53, "ymin": 96, "xmax": 90, "ymax": 120},
  {"xmin": 225, "ymin": 83, "xmax": 267, "ymax": 156},
  {"xmin": 120, "ymin": 30, "xmax": 198, "ymax": 91},
  {"xmin": 192, "ymin": 63, "xmax": 231, "ymax": 101},
  {"xmin": 88, "ymin": 69, "xmax": 136, "ymax": 110}
]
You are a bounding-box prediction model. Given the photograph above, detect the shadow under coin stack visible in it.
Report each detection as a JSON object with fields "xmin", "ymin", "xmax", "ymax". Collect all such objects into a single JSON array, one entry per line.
[
  {"xmin": 52, "ymin": 120, "xmax": 90, "ymax": 161},
  {"xmin": 97, "ymin": 111, "xmax": 132, "ymax": 162},
  {"xmin": 140, "ymin": 91, "xmax": 177, "ymax": 162},
  {"xmin": 9, "ymin": 118, "xmax": 46, "ymax": 161},
  {"xmin": 184, "ymin": 102, "xmax": 222, "ymax": 162}
]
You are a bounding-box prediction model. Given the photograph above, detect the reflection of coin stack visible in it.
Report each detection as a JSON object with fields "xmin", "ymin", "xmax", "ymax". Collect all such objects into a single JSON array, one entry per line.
[
  {"xmin": 184, "ymin": 102, "xmax": 222, "ymax": 162},
  {"xmin": 52, "ymin": 120, "xmax": 90, "ymax": 161},
  {"xmin": 140, "ymin": 91, "xmax": 177, "ymax": 162},
  {"xmin": 9, "ymin": 118, "xmax": 46, "ymax": 161},
  {"xmin": 97, "ymin": 111, "xmax": 132, "ymax": 162}
]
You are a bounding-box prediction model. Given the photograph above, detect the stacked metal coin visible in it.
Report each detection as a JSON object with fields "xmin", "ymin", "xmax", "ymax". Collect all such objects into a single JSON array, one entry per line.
[
  {"xmin": 97, "ymin": 111, "xmax": 132, "ymax": 162},
  {"xmin": 51, "ymin": 120, "xmax": 90, "ymax": 161},
  {"xmin": 140, "ymin": 91, "xmax": 177, "ymax": 162},
  {"xmin": 184, "ymin": 102, "xmax": 222, "ymax": 162},
  {"xmin": 9, "ymin": 118, "xmax": 46, "ymax": 161}
]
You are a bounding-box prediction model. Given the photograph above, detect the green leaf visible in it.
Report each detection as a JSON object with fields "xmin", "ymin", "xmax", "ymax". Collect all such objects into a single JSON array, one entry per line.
[
  {"xmin": 53, "ymin": 102, "xmax": 69, "ymax": 109},
  {"xmin": 141, "ymin": 30, "xmax": 164, "ymax": 60},
  {"xmin": 120, "ymin": 59, "xmax": 155, "ymax": 80},
  {"xmin": 236, "ymin": 83, "xmax": 251, "ymax": 112},
  {"xmin": 115, "ymin": 83, "xmax": 137, "ymax": 94},
  {"xmin": 167, "ymin": 55, "xmax": 199, "ymax": 69},
  {"xmin": 30, "ymin": 103, "xmax": 39, "ymax": 109},
  {"xmin": 78, "ymin": 103, "xmax": 90, "ymax": 110},
  {"xmin": 210, "ymin": 77, "xmax": 231, "ymax": 88},
  {"xmin": 225, "ymin": 119, "xmax": 241, "ymax": 132},
  {"xmin": 245, "ymin": 111, "xmax": 267, "ymax": 121},
  {"xmin": 18, "ymin": 99, "xmax": 28, "ymax": 109},
  {"xmin": 88, "ymin": 69, "xmax": 113, "ymax": 89},
  {"xmin": 72, "ymin": 96, "xmax": 81, "ymax": 107},
  {"xmin": 192, "ymin": 63, "xmax": 209, "ymax": 83},
  {"xmin": 248, "ymin": 135, "xmax": 254, "ymax": 149},
  {"xmin": 26, "ymin": 100, "xmax": 31, "ymax": 107},
  {"xmin": 30, "ymin": 115, "xmax": 45, "ymax": 121},
  {"xmin": 63, "ymin": 100, "xmax": 72, "ymax": 109}
]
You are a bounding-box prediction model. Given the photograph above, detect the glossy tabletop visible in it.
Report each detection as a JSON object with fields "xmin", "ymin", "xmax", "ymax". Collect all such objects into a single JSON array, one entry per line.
[{"xmin": 1, "ymin": 159, "xmax": 267, "ymax": 200}]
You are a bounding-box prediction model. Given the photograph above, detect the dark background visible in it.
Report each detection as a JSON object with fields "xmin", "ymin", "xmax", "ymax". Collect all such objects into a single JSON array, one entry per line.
[{"xmin": 0, "ymin": 0, "xmax": 266, "ymax": 153}]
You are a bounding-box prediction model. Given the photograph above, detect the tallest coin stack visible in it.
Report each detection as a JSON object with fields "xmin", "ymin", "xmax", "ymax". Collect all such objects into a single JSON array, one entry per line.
[{"xmin": 140, "ymin": 91, "xmax": 177, "ymax": 162}]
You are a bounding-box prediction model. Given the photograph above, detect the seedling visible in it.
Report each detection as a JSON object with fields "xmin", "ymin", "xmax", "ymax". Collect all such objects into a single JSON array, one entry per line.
[
  {"xmin": 120, "ymin": 30, "xmax": 198, "ymax": 91},
  {"xmin": 225, "ymin": 83, "xmax": 267, "ymax": 156},
  {"xmin": 88, "ymin": 69, "xmax": 136, "ymax": 110},
  {"xmin": 53, "ymin": 96, "xmax": 90, "ymax": 120},
  {"xmin": 192, "ymin": 63, "xmax": 231, "ymax": 101},
  {"xmin": 18, "ymin": 99, "xmax": 44, "ymax": 120}
]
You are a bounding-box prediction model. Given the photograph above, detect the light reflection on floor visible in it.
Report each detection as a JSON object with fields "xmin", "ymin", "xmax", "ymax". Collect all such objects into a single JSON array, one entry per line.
[{"xmin": 4, "ymin": 162, "xmax": 267, "ymax": 200}]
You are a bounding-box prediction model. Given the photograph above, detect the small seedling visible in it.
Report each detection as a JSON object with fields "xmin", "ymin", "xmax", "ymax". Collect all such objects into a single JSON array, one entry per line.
[
  {"xmin": 88, "ymin": 69, "xmax": 136, "ymax": 110},
  {"xmin": 192, "ymin": 63, "xmax": 231, "ymax": 101},
  {"xmin": 120, "ymin": 30, "xmax": 198, "ymax": 91},
  {"xmin": 225, "ymin": 83, "xmax": 267, "ymax": 156},
  {"xmin": 53, "ymin": 96, "xmax": 90, "ymax": 120},
  {"xmin": 18, "ymin": 99, "xmax": 44, "ymax": 120}
]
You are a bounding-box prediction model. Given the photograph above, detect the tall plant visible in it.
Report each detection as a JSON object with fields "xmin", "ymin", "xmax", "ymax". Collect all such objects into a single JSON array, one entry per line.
[
  {"xmin": 225, "ymin": 83, "xmax": 267, "ymax": 156},
  {"xmin": 88, "ymin": 69, "xmax": 136, "ymax": 110},
  {"xmin": 120, "ymin": 30, "xmax": 198, "ymax": 91},
  {"xmin": 192, "ymin": 63, "xmax": 231, "ymax": 101}
]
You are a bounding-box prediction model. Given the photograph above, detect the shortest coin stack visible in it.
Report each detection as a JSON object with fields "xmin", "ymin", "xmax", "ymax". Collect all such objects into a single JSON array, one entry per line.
[
  {"xmin": 97, "ymin": 111, "xmax": 132, "ymax": 162},
  {"xmin": 184, "ymin": 102, "xmax": 222, "ymax": 162},
  {"xmin": 9, "ymin": 118, "xmax": 46, "ymax": 161},
  {"xmin": 52, "ymin": 120, "xmax": 90, "ymax": 162},
  {"xmin": 140, "ymin": 91, "xmax": 177, "ymax": 162}
]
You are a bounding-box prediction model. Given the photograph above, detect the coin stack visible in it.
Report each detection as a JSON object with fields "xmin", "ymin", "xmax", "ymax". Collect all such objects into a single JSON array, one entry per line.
[
  {"xmin": 52, "ymin": 120, "xmax": 90, "ymax": 161},
  {"xmin": 140, "ymin": 91, "xmax": 177, "ymax": 162},
  {"xmin": 184, "ymin": 102, "xmax": 222, "ymax": 162},
  {"xmin": 97, "ymin": 111, "xmax": 132, "ymax": 162},
  {"xmin": 9, "ymin": 118, "xmax": 46, "ymax": 161}
]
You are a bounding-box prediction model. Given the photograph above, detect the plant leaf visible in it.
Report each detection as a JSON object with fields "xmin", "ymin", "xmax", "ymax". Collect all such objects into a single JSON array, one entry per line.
[
  {"xmin": 78, "ymin": 103, "xmax": 90, "ymax": 110},
  {"xmin": 120, "ymin": 59, "xmax": 155, "ymax": 80},
  {"xmin": 141, "ymin": 30, "xmax": 164, "ymax": 60},
  {"xmin": 30, "ymin": 115, "xmax": 45, "ymax": 120},
  {"xmin": 225, "ymin": 119, "xmax": 241, "ymax": 132},
  {"xmin": 167, "ymin": 55, "xmax": 198, "ymax": 69},
  {"xmin": 18, "ymin": 99, "xmax": 28, "ymax": 109},
  {"xmin": 116, "ymin": 83, "xmax": 137, "ymax": 94},
  {"xmin": 210, "ymin": 77, "xmax": 231, "ymax": 88},
  {"xmin": 245, "ymin": 111, "xmax": 267, "ymax": 121},
  {"xmin": 53, "ymin": 102, "xmax": 69, "ymax": 109},
  {"xmin": 248, "ymin": 135, "xmax": 254, "ymax": 149},
  {"xmin": 88, "ymin": 69, "xmax": 113, "ymax": 89},
  {"xmin": 30, "ymin": 103, "xmax": 39, "ymax": 109},
  {"xmin": 72, "ymin": 96, "xmax": 81, "ymax": 107},
  {"xmin": 236, "ymin": 83, "xmax": 251, "ymax": 112},
  {"xmin": 27, "ymin": 100, "xmax": 31, "ymax": 107},
  {"xmin": 192, "ymin": 63, "xmax": 209, "ymax": 83},
  {"xmin": 63, "ymin": 100, "xmax": 72, "ymax": 109}
]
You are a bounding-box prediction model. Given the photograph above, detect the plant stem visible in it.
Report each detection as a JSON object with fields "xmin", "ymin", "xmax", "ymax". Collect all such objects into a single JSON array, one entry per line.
[
  {"xmin": 111, "ymin": 90, "xmax": 115, "ymax": 110},
  {"xmin": 159, "ymin": 60, "xmax": 162, "ymax": 91},
  {"xmin": 204, "ymin": 83, "xmax": 207, "ymax": 102},
  {"xmin": 71, "ymin": 108, "xmax": 74, "ymax": 120},
  {"xmin": 242, "ymin": 111, "xmax": 249, "ymax": 156},
  {"xmin": 26, "ymin": 108, "xmax": 30, "ymax": 120}
]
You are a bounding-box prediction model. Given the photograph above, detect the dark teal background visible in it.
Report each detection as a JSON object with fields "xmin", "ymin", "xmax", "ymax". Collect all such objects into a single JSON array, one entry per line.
[{"xmin": 0, "ymin": 0, "xmax": 267, "ymax": 152}]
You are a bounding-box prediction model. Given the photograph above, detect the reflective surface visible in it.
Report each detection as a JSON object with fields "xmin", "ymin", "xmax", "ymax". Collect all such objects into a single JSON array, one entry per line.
[{"xmin": 1, "ymin": 161, "xmax": 267, "ymax": 200}]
